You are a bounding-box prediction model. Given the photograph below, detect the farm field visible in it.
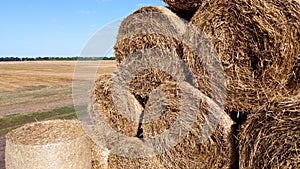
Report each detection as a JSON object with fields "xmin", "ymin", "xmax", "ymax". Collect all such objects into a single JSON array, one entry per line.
[{"xmin": 0, "ymin": 60, "xmax": 116, "ymax": 168}]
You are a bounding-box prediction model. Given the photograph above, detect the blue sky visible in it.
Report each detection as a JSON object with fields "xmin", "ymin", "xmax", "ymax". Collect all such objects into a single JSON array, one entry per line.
[{"xmin": 0, "ymin": 0, "xmax": 166, "ymax": 57}]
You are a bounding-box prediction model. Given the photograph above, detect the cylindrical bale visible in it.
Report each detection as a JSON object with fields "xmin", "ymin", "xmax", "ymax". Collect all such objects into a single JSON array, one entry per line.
[
  {"xmin": 114, "ymin": 6, "xmax": 186, "ymax": 64},
  {"xmin": 114, "ymin": 6, "xmax": 214, "ymax": 107},
  {"xmin": 190, "ymin": 0, "xmax": 300, "ymax": 113},
  {"xmin": 143, "ymin": 81, "xmax": 235, "ymax": 168},
  {"xmin": 163, "ymin": 0, "xmax": 203, "ymax": 12},
  {"xmin": 5, "ymin": 120, "xmax": 91, "ymax": 169},
  {"xmin": 114, "ymin": 6, "xmax": 186, "ymax": 104},
  {"xmin": 89, "ymin": 74, "xmax": 143, "ymax": 137},
  {"xmin": 239, "ymin": 94, "xmax": 300, "ymax": 169}
]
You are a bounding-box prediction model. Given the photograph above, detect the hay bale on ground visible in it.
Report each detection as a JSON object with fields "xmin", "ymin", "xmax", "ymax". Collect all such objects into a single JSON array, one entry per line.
[
  {"xmin": 239, "ymin": 94, "xmax": 300, "ymax": 169},
  {"xmin": 5, "ymin": 120, "xmax": 91, "ymax": 169},
  {"xmin": 89, "ymin": 74, "xmax": 143, "ymax": 137},
  {"xmin": 191, "ymin": 0, "xmax": 300, "ymax": 113},
  {"xmin": 163, "ymin": 0, "xmax": 203, "ymax": 12},
  {"xmin": 143, "ymin": 81, "xmax": 235, "ymax": 168}
]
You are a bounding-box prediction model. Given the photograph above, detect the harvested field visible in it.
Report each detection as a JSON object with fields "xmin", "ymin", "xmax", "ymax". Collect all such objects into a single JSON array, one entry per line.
[{"xmin": 0, "ymin": 60, "xmax": 116, "ymax": 117}]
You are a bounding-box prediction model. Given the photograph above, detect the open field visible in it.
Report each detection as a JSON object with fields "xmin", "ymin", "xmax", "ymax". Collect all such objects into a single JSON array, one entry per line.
[
  {"xmin": 0, "ymin": 60, "xmax": 116, "ymax": 168},
  {"xmin": 0, "ymin": 60, "xmax": 116, "ymax": 117}
]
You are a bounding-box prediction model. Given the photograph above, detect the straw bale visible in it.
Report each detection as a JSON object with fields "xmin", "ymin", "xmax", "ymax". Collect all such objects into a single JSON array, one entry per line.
[
  {"xmin": 5, "ymin": 120, "xmax": 91, "ymax": 169},
  {"xmin": 114, "ymin": 6, "xmax": 185, "ymax": 64},
  {"xmin": 143, "ymin": 81, "xmax": 235, "ymax": 168},
  {"xmin": 89, "ymin": 74, "xmax": 143, "ymax": 137},
  {"xmin": 163, "ymin": 0, "xmax": 203, "ymax": 12},
  {"xmin": 114, "ymin": 6, "xmax": 216, "ymax": 108},
  {"xmin": 114, "ymin": 6, "xmax": 187, "ymax": 105},
  {"xmin": 239, "ymin": 93, "xmax": 300, "ymax": 169},
  {"xmin": 191, "ymin": 0, "xmax": 300, "ymax": 113}
]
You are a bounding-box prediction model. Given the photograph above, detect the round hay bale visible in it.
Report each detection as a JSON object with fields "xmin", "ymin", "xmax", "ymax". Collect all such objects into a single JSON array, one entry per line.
[
  {"xmin": 143, "ymin": 81, "xmax": 235, "ymax": 168},
  {"xmin": 114, "ymin": 6, "xmax": 219, "ymax": 109},
  {"xmin": 190, "ymin": 0, "xmax": 300, "ymax": 113},
  {"xmin": 114, "ymin": 6, "xmax": 187, "ymax": 105},
  {"xmin": 89, "ymin": 74, "xmax": 143, "ymax": 137},
  {"xmin": 163, "ymin": 0, "xmax": 203, "ymax": 12},
  {"xmin": 114, "ymin": 6, "xmax": 185, "ymax": 64},
  {"xmin": 5, "ymin": 120, "xmax": 91, "ymax": 169},
  {"xmin": 239, "ymin": 94, "xmax": 300, "ymax": 169}
]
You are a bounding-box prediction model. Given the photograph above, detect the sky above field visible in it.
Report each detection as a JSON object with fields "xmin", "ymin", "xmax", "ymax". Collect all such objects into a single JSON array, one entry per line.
[{"xmin": 0, "ymin": 0, "xmax": 166, "ymax": 57}]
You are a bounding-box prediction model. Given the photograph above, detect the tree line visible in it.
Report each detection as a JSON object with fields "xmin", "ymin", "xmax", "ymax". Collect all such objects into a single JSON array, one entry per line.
[{"xmin": 0, "ymin": 56, "xmax": 115, "ymax": 62}]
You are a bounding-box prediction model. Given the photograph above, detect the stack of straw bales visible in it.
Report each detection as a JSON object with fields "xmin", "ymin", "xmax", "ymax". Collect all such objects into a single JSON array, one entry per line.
[
  {"xmin": 115, "ymin": 0, "xmax": 300, "ymax": 116},
  {"xmin": 5, "ymin": 120, "xmax": 91, "ymax": 169},
  {"xmin": 7, "ymin": 0, "xmax": 299, "ymax": 168},
  {"xmin": 239, "ymin": 93, "xmax": 300, "ymax": 168},
  {"xmin": 93, "ymin": 0, "xmax": 299, "ymax": 168}
]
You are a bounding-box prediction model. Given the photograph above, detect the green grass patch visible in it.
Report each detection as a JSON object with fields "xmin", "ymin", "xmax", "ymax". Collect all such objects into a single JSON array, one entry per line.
[
  {"xmin": 17, "ymin": 85, "xmax": 48, "ymax": 92},
  {"xmin": 0, "ymin": 106, "xmax": 77, "ymax": 135}
]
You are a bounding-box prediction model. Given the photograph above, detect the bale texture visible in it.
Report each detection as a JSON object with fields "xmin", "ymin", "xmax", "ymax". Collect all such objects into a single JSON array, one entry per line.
[
  {"xmin": 239, "ymin": 94, "xmax": 300, "ymax": 169},
  {"xmin": 88, "ymin": 136, "xmax": 109, "ymax": 169},
  {"xmin": 5, "ymin": 120, "xmax": 91, "ymax": 169},
  {"xmin": 142, "ymin": 81, "xmax": 182, "ymax": 138},
  {"xmin": 143, "ymin": 81, "xmax": 235, "ymax": 168},
  {"xmin": 114, "ymin": 6, "xmax": 214, "ymax": 108},
  {"xmin": 191, "ymin": 0, "xmax": 300, "ymax": 113},
  {"xmin": 288, "ymin": 55, "xmax": 300, "ymax": 90},
  {"xmin": 89, "ymin": 74, "xmax": 143, "ymax": 137},
  {"xmin": 108, "ymin": 138, "xmax": 164, "ymax": 169},
  {"xmin": 114, "ymin": 6, "xmax": 186, "ymax": 105},
  {"xmin": 163, "ymin": 0, "xmax": 203, "ymax": 12},
  {"xmin": 114, "ymin": 6, "xmax": 185, "ymax": 64}
]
